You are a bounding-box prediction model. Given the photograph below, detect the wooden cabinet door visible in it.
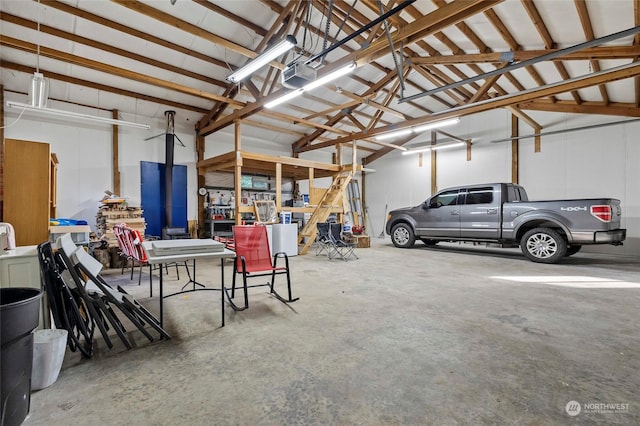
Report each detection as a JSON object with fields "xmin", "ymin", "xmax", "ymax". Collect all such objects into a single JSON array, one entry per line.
[{"xmin": 3, "ymin": 139, "xmax": 50, "ymax": 246}]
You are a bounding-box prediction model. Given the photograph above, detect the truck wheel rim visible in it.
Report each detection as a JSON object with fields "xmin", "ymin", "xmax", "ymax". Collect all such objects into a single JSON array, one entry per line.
[
  {"xmin": 526, "ymin": 233, "xmax": 557, "ymax": 258},
  {"xmin": 394, "ymin": 228, "xmax": 409, "ymax": 245}
]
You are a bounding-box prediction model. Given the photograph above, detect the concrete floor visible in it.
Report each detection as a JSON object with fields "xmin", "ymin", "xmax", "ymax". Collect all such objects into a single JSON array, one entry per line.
[{"xmin": 24, "ymin": 238, "xmax": 639, "ymax": 425}]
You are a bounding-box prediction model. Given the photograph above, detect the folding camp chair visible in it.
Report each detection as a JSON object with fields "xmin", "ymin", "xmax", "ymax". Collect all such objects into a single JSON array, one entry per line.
[
  {"xmin": 225, "ymin": 225, "xmax": 299, "ymax": 312},
  {"xmin": 328, "ymin": 223, "xmax": 358, "ymax": 261},
  {"xmin": 315, "ymin": 222, "xmax": 337, "ymax": 258}
]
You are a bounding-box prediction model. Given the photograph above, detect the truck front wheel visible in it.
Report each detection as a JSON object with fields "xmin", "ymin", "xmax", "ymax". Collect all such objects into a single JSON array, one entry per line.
[
  {"xmin": 520, "ymin": 227, "xmax": 567, "ymax": 263},
  {"xmin": 391, "ymin": 223, "xmax": 416, "ymax": 248}
]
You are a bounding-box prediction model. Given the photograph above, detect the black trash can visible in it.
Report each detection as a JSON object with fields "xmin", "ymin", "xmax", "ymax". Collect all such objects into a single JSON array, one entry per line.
[{"xmin": 1, "ymin": 288, "xmax": 43, "ymax": 426}]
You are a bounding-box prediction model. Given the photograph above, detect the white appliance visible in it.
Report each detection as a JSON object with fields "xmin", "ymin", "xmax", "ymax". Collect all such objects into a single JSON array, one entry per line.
[{"xmin": 271, "ymin": 224, "xmax": 298, "ymax": 256}]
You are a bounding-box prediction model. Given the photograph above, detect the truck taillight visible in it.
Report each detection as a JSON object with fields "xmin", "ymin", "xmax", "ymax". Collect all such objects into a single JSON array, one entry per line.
[{"xmin": 591, "ymin": 205, "xmax": 612, "ymax": 222}]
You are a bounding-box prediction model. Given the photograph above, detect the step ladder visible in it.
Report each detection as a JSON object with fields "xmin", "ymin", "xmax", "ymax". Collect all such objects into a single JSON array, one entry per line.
[{"xmin": 298, "ymin": 170, "xmax": 353, "ymax": 254}]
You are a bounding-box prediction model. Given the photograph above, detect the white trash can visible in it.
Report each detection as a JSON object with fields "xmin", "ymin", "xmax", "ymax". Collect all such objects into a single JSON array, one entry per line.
[{"xmin": 31, "ymin": 329, "xmax": 68, "ymax": 390}]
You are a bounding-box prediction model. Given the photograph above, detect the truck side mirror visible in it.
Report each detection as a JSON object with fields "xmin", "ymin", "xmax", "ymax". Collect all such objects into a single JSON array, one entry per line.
[{"xmin": 429, "ymin": 199, "xmax": 440, "ymax": 208}]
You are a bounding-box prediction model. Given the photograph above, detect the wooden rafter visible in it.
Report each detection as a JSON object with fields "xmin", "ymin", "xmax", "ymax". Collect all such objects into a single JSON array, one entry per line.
[
  {"xmin": 2, "ymin": 61, "xmax": 208, "ymax": 113},
  {"xmin": 41, "ymin": 1, "xmax": 230, "ymax": 69},
  {"xmin": 0, "ymin": 35, "xmax": 241, "ymax": 105},
  {"xmin": 321, "ymin": 61, "xmax": 640, "ymax": 159},
  {"xmin": 202, "ymin": 0, "xmax": 499, "ymax": 137},
  {"xmin": 574, "ymin": 0, "xmax": 610, "ymax": 104},
  {"xmin": 410, "ymin": 46, "xmax": 640, "ymax": 65},
  {"xmin": 0, "ymin": 12, "xmax": 226, "ymax": 88},
  {"xmin": 521, "ymin": 0, "xmax": 577, "ymax": 103},
  {"xmin": 517, "ymin": 100, "xmax": 640, "ymax": 117}
]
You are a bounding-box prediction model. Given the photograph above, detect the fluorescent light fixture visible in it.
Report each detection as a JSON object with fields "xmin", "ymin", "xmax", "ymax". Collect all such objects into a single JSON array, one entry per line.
[
  {"xmin": 402, "ymin": 141, "xmax": 466, "ymax": 155},
  {"xmin": 29, "ymin": 72, "xmax": 49, "ymax": 108},
  {"xmin": 433, "ymin": 141, "xmax": 465, "ymax": 151},
  {"xmin": 376, "ymin": 117, "xmax": 460, "ymax": 141},
  {"xmin": 265, "ymin": 89, "xmax": 304, "ymax": 109},
  {"xmin": 227, "ymin": 35, "xmax": 297, "ymax": 83},
  {"xmin": 264, "ymin": 62, "xmax": 357, "ymax": 109},
  {"xmin": 413, "ymin": 117, "xmax": 460, "ymax": 133},
  {"xmin": 375, "ymin": 128, "xmax": 413, "ymax": 141},
  {"xmin": 302, "ymin": 62, "xmax": 356, "ymax": 91},
  {"xmin": 6, "ymin": 101, "xmax": 151, "ymax": 129}
]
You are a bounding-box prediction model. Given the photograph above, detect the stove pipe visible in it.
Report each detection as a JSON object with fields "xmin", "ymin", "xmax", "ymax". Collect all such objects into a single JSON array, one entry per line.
[{"xmin": 164, "ymin": 110, "xmax": 175, "ymax": 229}]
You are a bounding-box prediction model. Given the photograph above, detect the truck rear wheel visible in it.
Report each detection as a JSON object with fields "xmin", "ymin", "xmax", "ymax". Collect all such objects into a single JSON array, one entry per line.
[
  {"xmin": 391, "ymin": 223, "xmax": 415, "ymax": 248},
  {"xmin": 520, "ymin": 227, "xmax": 567, "ymax": 263}
]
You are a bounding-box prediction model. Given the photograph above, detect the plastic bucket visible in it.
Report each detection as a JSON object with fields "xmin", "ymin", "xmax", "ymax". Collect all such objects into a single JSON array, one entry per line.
[
  {"xmin": 31, "ymin": 329, "xmax": 68, "ymax": 391},
  {"xmin": 1, "ymin": 288, "xmax": 43, "ymax": 426}
]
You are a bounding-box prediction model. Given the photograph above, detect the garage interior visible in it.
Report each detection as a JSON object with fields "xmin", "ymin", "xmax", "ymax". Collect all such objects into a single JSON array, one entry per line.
[{"xmin": 1, "ymin": 0, "xmax": 639, "ymax": 424}]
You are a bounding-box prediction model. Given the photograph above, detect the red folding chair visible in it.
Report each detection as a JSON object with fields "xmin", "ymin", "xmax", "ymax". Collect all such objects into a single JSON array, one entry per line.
[{"xmin": 225, "ymin": 225, "xmax": 299, "ymax": 312}]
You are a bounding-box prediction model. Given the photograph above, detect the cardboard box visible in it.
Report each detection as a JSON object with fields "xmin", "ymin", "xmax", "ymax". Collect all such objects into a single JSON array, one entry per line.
[{"xmin": 355, "ymin": 235, "xmax": 370, "ymax": 248}]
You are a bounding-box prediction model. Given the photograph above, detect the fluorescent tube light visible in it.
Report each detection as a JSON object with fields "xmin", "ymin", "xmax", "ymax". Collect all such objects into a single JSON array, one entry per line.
[
  {"xmin": 265, "ymin": 62, "xmax": 357, "ymax": 109},
  {"xmin": 264, "ymin": 89, "xmax": 304, "ymax": 109},
  {"xmin": 433, "ymin": 141, "xmax": 465, "ymax": 150},
  {"xmin": 376, "ymin": 117, "xmax": 460, "ymax": 141},
  {"xmin": 402, "ymin": 141, "xmax": 466, "ymax": 155},
  {"xmin": 227, "ymin": 35, "xmax": 297, "ymax": 83},
  {"xmin": 302, "ymin": 62, "xmax": 356, "ymax": 91},
  {"xmin": 413, "ymin": 117, "xmax": 460, "ymax": 133},
  {"xmin": 375, "ymin": 128, "xmax": 413, "ymax": 141},
  {"xmin": 6, "ymin": 101, "xmax": 151, "ymax": 129}
]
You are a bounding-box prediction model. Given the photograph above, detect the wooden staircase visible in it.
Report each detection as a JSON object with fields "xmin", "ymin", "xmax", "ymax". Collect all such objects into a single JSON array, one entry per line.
[{"xmin": 298, "ymin": 170, "xmax": 353, "ymax": 254}]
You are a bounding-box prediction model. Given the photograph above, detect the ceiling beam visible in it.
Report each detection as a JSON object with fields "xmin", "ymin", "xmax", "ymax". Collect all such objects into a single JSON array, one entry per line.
[
  {"xmin": 521, "ymin": 0, "xmax": 568, "ymax": 103},
  {"xmin": 315, "ymin": 61, "xmax": 640, "ymax": 157},
  {"xmin": 192, "ymin": 0, "xmax": 268, "ymax": 37},
  {"xmin": 410, "ymin": 46, "xmax": 640, "ymax": 65},
  {"xmin": 574, "ymin": 0, "xmax": 610, "ymax": 104},
  {"xmin": 1, "ymin": 60, "xmax": 208, "ymax": 113},
  {"xmin": 0, "ymin": 35, "xmax": 242, "ymax": 105},
  {"xmin": 517, "ymin": 100, "xmax": 640, "ymax": 117},
  {"xmin": 504, "ymin": 106, "xmax": 542, "ymax": 129},
  {"xmin": 40, "ymin": 0, "xmax": 230, "ymax": 70},
  {"xmin": 111, "ymin": 0, "xmax": 261, "ymax": 61},
  {"xmin": 0, "ymin": 12, "xmax": 226, "ymax": 88},
  {"xmin": 201, "ymin": 0, "xmax": 501, "ymax": 137}
]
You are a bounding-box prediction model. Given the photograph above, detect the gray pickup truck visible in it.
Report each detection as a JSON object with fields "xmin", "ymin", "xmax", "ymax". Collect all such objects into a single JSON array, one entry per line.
[{"xmin": 385, "ymin": 183, "xmax": 626, "ymax": 263}]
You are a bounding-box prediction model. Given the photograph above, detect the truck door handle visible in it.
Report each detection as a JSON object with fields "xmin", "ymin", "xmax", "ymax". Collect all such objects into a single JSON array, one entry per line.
[{"xmin": 487, "ymin": 208, "xmax": 497, "ymax": 214}]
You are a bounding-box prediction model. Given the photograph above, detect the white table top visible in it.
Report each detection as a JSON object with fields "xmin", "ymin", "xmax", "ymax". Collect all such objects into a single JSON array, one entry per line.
[{"xmin": 142, "ymin": 241, "xmax": 235, "ymax": 264}]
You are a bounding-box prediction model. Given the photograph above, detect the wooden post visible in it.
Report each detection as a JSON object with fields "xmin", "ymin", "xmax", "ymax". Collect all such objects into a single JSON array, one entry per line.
[
  {"xmin": 466, "ymin": 140, "xmax": 472, "ymax": 161},
  {"xmin": 196, "ymin": 134, "xmax": 205, "ymax": 237},
  {"xmin": 234, "ymin": 120, "xmax": 241, "ymax": 151},
  {"xmin": 112, "ymin": 109, "xmax": 120, "ymax": 195},
  {"xmin": 336, "ymin": 143, "xmax": 342, "ymax": 165},
  {"xmin": 534, "ymin": 126, "xmax": 541, "ymax": 153},
  {"xmin": 511, "ymin": 114, "xmax": 519, "ymax": 184},
  {"xmin": 234, "ymin": 120, "xmax": 242, "ymax": 225},
  {"xmin": 430, "ymin": 130, "xmax": 437, "ymax": 194},
  {"xmin": 275, "ymin": 162, "xmax": 282, "ymax": 210},
  {"xmin": 352, "ymin": 140, "xmax": 357, "ymax": 174}
]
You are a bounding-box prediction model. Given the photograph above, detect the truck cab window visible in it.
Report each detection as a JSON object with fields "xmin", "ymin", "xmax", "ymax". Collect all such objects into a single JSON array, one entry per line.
[
  {"xmin": 431, "ymin": 190, "xmax": 459, "ymax": 207},
  {"xmin": 465, "ymin": 187, "xmax": 493, "ymax": 205}
]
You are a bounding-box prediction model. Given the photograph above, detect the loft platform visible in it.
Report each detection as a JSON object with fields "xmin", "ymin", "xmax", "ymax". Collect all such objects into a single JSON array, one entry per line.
[{"xmin": 196, "ymin": 150, "xmax": 355, "ymax": 180}]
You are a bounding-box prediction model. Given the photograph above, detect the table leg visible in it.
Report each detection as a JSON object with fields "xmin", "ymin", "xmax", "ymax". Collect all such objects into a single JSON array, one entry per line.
[
  {"xmin": 159, "ymin": 262, "xmax": 164, "ymax": 327},
  {"xmin": 149, "ymin": 264, "xmax": 153, "ymax": 298},
  {"xmin": 221, "ymin": 257, "xmax": 225, "ymax": 327}
]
